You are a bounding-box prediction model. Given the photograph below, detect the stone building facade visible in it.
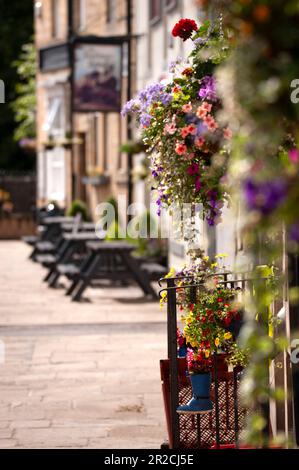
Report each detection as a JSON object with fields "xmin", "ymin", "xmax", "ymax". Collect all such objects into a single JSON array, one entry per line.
[{"xmin": 35, "ymin": 0, "xmax": 132, "ymax": 219}]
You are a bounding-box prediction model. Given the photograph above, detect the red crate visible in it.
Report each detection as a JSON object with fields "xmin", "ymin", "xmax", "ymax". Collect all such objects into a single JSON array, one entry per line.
[{"xmin": 160, "ymin": 357, "xmax": 248, "ymax": 449}]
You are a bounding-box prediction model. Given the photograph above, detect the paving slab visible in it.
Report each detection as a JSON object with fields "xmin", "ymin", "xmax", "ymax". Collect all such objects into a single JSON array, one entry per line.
[{"xmin": 0, "ymin": 241, "xmax": 168, "ymax": 448}]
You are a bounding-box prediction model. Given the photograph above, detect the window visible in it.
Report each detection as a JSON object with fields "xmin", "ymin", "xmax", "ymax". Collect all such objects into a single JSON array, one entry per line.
[
  {"xmin": 51, "ymin": 0, "xmax": 60, "ymax": 38},
  {"xmin": 165, "ymin": 0, "xmax": 177, "ymax": 11},
  {"xmin": 149, "ymin": 0, "xmax": 162, "ymax": 23},
  {"xmin": 44, "ymin": 97, "xmax": 64, "ymax": 136},
  {"xmin": 106, "ymin": 0, "xmax": 117, "ymax": 23},
  {"xmin": 46, "ymin": 147, "xmax": 66, "ymax": 202},
  {"xmin": 73, "ymin": 0, "xmax": 86, "ymax": 31}
]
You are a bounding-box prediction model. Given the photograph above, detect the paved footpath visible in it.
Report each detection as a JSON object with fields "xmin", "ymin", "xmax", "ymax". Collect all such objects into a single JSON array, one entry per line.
[{"xmin": 0, "ymin": 241, "xmax": 167, "ymax": 448}]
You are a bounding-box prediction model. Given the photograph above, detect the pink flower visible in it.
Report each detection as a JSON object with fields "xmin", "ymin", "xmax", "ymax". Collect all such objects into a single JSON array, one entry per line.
[
  {"xmin": 204, "ymin": 114, "xmax": 218, "ymax": 132},
  {"xmin": 187, "ymin": 124, "xmax": 197, "ymax": 135},
  {"xmin": 201, "ymin": 102, "xmax": 212, "ymax": 113},
  {"xmin": 187, "ymin": 163, "xmax": 200, "ymax": 175},
  {"xmin": 196, "ymin": 102, "xmax": 212, "ymax": 119},
  {"xmin": 195, "ymin": 137, "xmax": 205, "ymax": 148},
  {"xmin": 181, "ymin": 127, "xmax": 190, "ymax": 138},
  {"xmin": 223, "ymin": 127, "xmax": 233, "ymax": 140},
  {"xmin": 186, "ymin": 152, "xmax": 195, "ymax": 160},
  {"xmin": 182, "ymin": 102, "xmax": 193, "ymax": 113},
  {"xmin": 196, "ymin": 106, "xmax": 208, "ymax": 119},
  {"xmin": 164, "ymin": 123, "xmax": 177, "ymax": 135},
  {"xmin": 289, "ymin": 148, "xmax": 299, "ymax": 163},
  {"xmin": 203, "ymin": 114, "xmax": 213, "ymax": 125},
  {"xmin": 207, "ymin": 120, "xmax": 218, "ymax": 132},
  {"xmin": 175, "ymin": 142, "xmax": 187, "ymax": 155},
  {"xmin": 195, "ymin": 176, "xmax": 201, "ymax": 191}
]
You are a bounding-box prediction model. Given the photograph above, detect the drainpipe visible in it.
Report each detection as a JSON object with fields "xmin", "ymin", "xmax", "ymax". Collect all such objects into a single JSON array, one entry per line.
[
  {"xmin": 68, "ymin": 0, "xmax": 75, "ymax": 203},
  {"xmin": 127, "ymin": 0, "xmax": 133, "ymax": 209}
]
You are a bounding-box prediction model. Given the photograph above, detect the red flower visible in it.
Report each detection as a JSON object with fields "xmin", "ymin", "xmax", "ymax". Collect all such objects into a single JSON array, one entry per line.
[
  {"xmin": 172, "ymin": 18, "xmax": 198, "ymax": 41},
  {"xmin": 182, "ymin": 67, "xmax": 193, "ymax": 76},
  {"xmin": 189, "ymin": 303, "xmax": 195, "ymax": 312},
  {"xmin": 217, "ymin": 298, "xmax": 223, "ymax": 303}
]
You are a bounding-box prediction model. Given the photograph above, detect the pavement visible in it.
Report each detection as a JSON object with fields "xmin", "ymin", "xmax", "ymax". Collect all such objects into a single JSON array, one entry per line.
[{"xmin": 0, "ymin": 241, "xmax": 167, "ymax": 449}]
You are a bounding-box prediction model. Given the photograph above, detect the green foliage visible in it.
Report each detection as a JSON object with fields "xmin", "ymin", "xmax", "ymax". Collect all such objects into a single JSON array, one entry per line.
[
  {"xmin": 0, "ymin": 0, "xmax": 34, "ymax": 170},
  {"xmin": 198, "ymin": 0, "xmax": 299, "ymax": 446},
  {"xmin": 105, "ymin": 221, "xmax": 126, "ymax": 241},
  {"xmin": 11, "ymin": 41, "xmax": 36, "ymax": 142},
  {"xmin": 105, "ymin": 197, "xmax": 119, "ymax": 224},
  {"xmin": 67, "ymin": 200, "xmax": 89, "ymax": 221},
  {"xmin": 120, "ymin": 140, "xmax": 149, "ymax": 155}
]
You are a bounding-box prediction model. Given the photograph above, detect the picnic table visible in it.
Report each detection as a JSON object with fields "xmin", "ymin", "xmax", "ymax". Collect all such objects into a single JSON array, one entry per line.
[
  {"xmin": 42, "ymin": 216, "xmax": 75, "ymax": 225},
  {"xmin": 29, "ymin": 216, "xmax": 94, "ymax": 261},
  {"xmin": 61, "ymin": 222, "xmax": 96, "ymax": 233},
  {"xmin": 66, "ymin": 241, "xmax": 165, "ymax": 302},
  {"xmin": 41, "ymin": 231, "xmax": 105, "ymax": 288}
]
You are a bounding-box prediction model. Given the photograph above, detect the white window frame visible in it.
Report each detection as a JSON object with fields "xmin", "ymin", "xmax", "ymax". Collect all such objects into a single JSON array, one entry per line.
[
  {"xmin": 52, "ymin": 0, "xmax": 60, "ymax": 38},
  {"xmin": 42, "ymin": 87, "xmax": 67, "ymax": 204},
  {"xmin": 77, "ymin": 0, "xmax": 87, "ymax": 31}
]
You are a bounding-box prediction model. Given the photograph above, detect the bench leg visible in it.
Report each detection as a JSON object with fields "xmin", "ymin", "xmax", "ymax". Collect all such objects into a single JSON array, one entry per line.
[
  {"xmin": 121, "ymin": 252, "xmax": 158, "ymax": 299},
  {"xmin": 71, "ymin": 280, "xmax": 89, "ymax": 302},
  {"xmin": 48, "ymin": 272, "xmax": 60, "ymax": 288},
  {"xmin": 43, "ymin": 269, "xmax": 54, "ymax": 283},
  {"xmin": 66, "ymin": 279, "xmax": 78, "ymax": 296}
]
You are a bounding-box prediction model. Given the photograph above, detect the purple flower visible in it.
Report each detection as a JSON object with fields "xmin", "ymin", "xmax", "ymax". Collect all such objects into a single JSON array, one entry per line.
[
  {"xmin": 185, "ymin": 114, "xmax": 199, "ymax": 125},
  {"xmin": 168, "ymin": 61, "xmax": 177, "ymax": 73},
  {"xmin": 187, "ymin": 163, "xmax": 200, "ymax": 176},
  {"xmin": 198, "ymin": 75, "xmax": 217, "ymax": 102},
  {"xmin": 161, "ymin": 93, "xmax": 173, "ymax": 106},
  {"xmin": 195, "ymin": 176, "xmax": 201, "ymax": 192},
  {"xmin": 121, "ymin": 99, "xmax": 140, "ymax": 117},
  {"xmin": 244, "ymin": 179, "xmax": 287, "ymax": 215},
  {"xmin": 196, "ymin": 122, "xmax": 207, "ymax": 136},
  {"xmin": 193, "ymin": 37, "xmax": 206, "ymax": 46},
  {"xmin": 140, "ymin": 113, "xmax": 152, "ymax": 127}
]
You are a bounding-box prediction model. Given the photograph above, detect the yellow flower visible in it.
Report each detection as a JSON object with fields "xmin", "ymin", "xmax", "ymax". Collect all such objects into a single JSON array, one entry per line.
[
  {"xmin": 165, "ymin": 267, "xmax": 176, "ymax": 279},
  {"xmin": 211, "ymin": 263, "xmax": 218, "ymax": 268},
  {"xmin": 215, "ymin": 253, "xmax": 229, "ymax": 259},
  {"xmin": 191, "ymin": 341, "xmax": 198, "ymax": 348},
  {"xmin": 224, "ymin": 332, "xmax": 232, "ymax": 340},
  {"xmin": 204, "ymin": 350, "xmax": 210, "ymax": 358},
  {"xmin": 215, "ymin": 338, "xmax": 220, "ymax": 347},
  {"xmin": 159, "ymin": 291, "xmax": 167, "ymax": 309},
  {"xmin": 203, "ymin": 256, "xmax": 209, "ymax": 261},
  {"xmin": 186, "ymin": 316, "xmax": 193, "ymax": 325}
]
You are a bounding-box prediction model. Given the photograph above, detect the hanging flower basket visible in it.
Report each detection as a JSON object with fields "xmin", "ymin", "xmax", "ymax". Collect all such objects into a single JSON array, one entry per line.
[
  {"xmin": 82, "ymin": 174, "xmax": 110, "ymax": 187},
  {"xmin": 122, "ymin": 18, "xmax": 232, "ymax": 225}
]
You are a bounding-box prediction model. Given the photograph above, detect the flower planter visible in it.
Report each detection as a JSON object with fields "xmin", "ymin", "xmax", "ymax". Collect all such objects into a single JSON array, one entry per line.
[
  {"xmin": 82, "ymin": 175, "xmax": 110, "ymax": 187},
  {"xmin": 160, "ymin": 357, "xmax": 248, "ymax": 449},
  {"xmin": 44, "ymin": 143, "xmax": 55, "ymax": 151},
  {"xmin": 177, "ymin": 372, "xmax": 213, "ymax": 414},
  {"xmin": 178, "ymin": 345, "xmax": 187, "ymax": 357}
]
